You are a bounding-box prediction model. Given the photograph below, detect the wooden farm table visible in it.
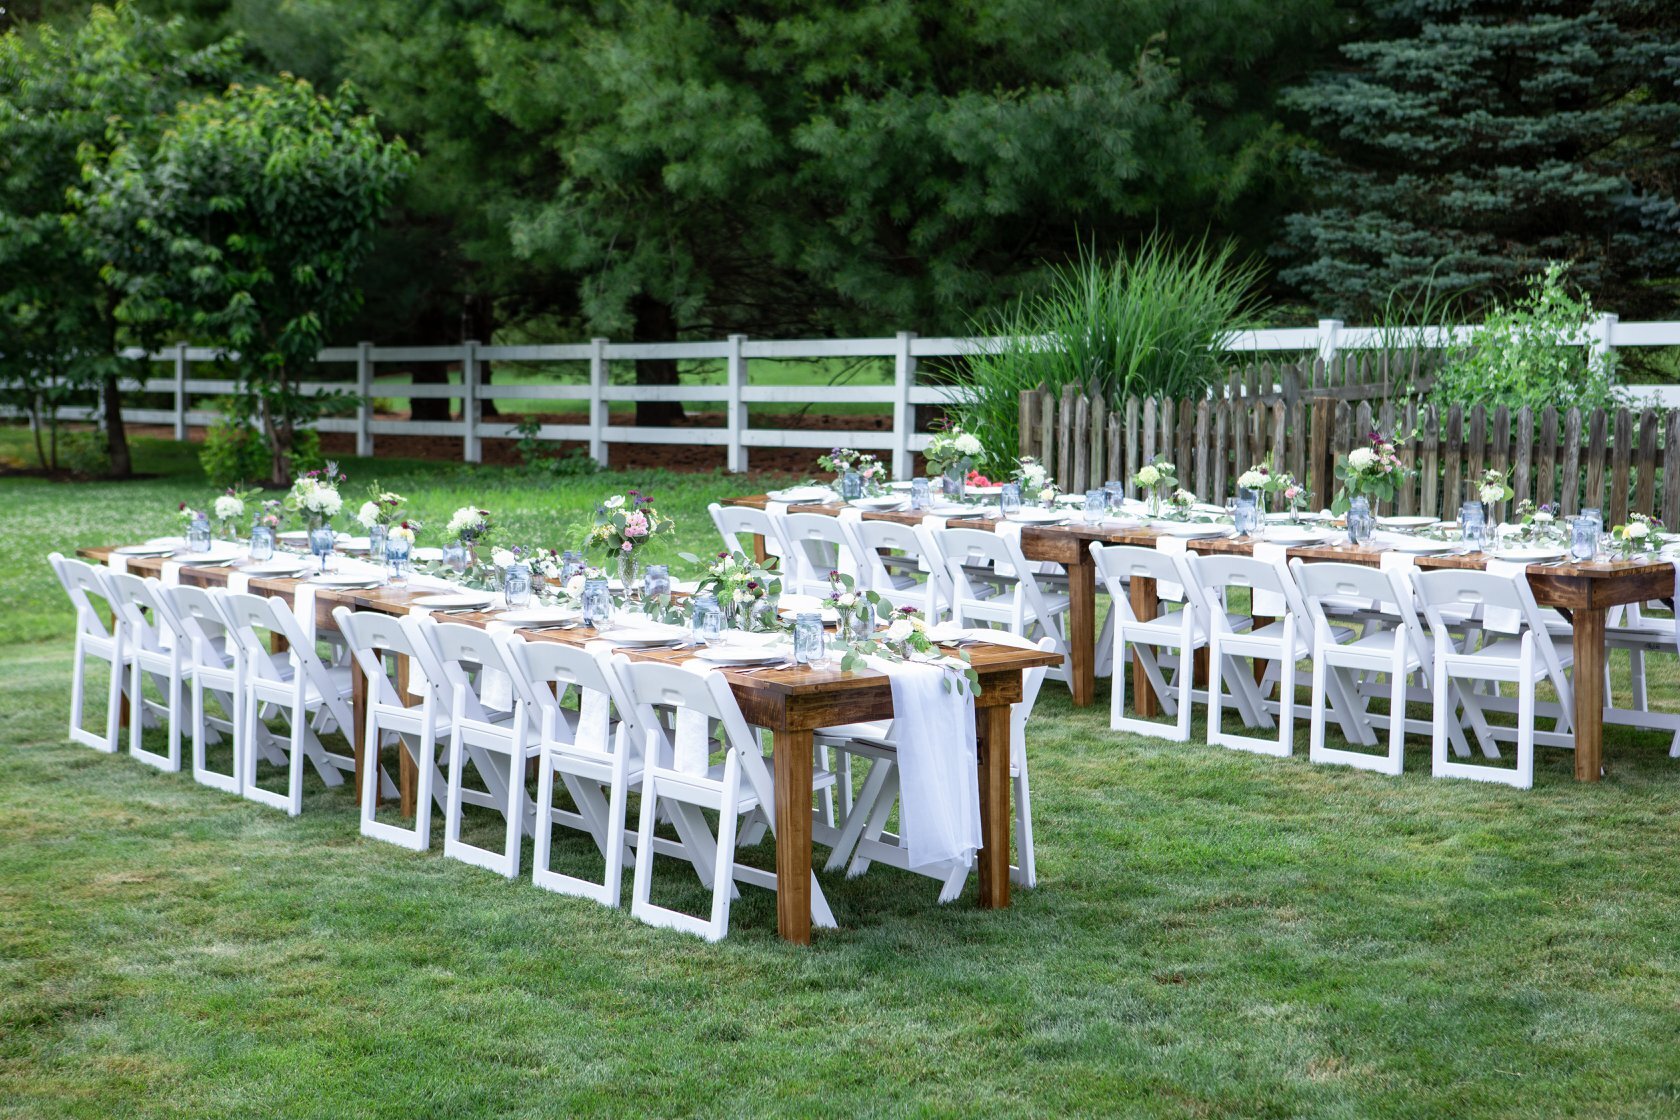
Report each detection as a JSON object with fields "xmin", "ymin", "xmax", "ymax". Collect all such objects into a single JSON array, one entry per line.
[
  {"xmin": 79, "ymin": 545, "xmax": 1060, "ymax": 944},
  {"xmin": 722, "ymin": 497, "xmax": 1676, "ymax": 783}
]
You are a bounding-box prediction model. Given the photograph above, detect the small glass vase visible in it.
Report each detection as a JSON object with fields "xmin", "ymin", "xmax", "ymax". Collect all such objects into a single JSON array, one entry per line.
[
  {"xmin": 249, "ymin": 524, "xmax": 275, "ymax": 561},
  {"xmin": 941, "ymin": 461, "xmax": 969, "ymax": 501},
  {"xmin": 368, "ymin": 522, "xmax": 388, "ymax": 562},
  {"xmin": 384, "ymin": 536, "xmax": 412, "ymax": 587},
  {"xmin": 1346, "ymin": 497, "xmax": 1375, "ymax": 546},
  {"xmin": 617, "ymin": 551, "xmax": 641, "ymax": 602},
  {"xmin": 443, "ymin": 537, "xmax": 472, "ymax": 575}
]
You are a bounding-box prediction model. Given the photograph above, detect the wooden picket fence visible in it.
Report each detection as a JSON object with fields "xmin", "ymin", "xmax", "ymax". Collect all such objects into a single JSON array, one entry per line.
[
  {"xmin": 1018, "ymin": 386, "xmax": 1680, "ymax": 527},
  {"xmin": 1225, "ymin": 350, "xmax": 1436, "ymax": 406}
]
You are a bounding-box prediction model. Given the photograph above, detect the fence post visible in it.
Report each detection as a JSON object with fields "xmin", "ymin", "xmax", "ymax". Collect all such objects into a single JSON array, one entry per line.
[
  {"xmin": 173, "ymin": 342, "xmax": 189, "ymax": 440},
  {"xmin": 893, "ymin": 331, "xmax": 917, "ymax": 478},
  {"xmin": 1591, "ymin": 313, "xmax": 1618, "ymax": 368},
  {"xmin": 589, "ymin": 337, "xmax": 608, "ymax": 467},
  {"xmin": 726, "ymin": 334, "xmax": 747, "ymax": 473},
  {"xmin": 1316, "ymin": 319, "xmax": 1343, "ymax": 367},
  {"xmin": 356, "ymin": 340, "xmax": 373, "ymax": 458},
  {"xmin": 460, "ymin": 340, "xmax": 481, "ymax": 463}
]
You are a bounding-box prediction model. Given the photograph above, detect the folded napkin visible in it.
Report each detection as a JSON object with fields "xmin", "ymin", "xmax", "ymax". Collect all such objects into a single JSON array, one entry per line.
[
  {"xmin": 107, "ymin": 553, "xmax": 129, "ymax": 576},
  {"xmin": 1251, "ymin": 542, "xmax": 1289, "ymax": 617},
  {"xmin": 1151, "ymin": 535, "xmax": 1188, "ymax": 603},
  {"xmin": 1378, "ymin": 550, "xmax": 1416, "ymax": 576},
  {"xmin": 866, "ymin": 654, "xmax": 979, "ymax": 870}
]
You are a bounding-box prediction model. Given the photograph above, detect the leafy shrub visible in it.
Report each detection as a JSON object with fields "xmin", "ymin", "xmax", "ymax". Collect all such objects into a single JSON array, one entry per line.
[
  {"xmin": 513, "ymin": 416, "xmax": 601, "ymax": 477},
  {"xmin": 948, "ymin": 235, "xmax": 1264, "ymax": 472},
  {"xmin": 200, "ymin": 396, "xmax": 321, "ymax": 488},
  {"xmin": 1430, "ymin": 264, "xmax": 1623, "ymax": 414},
  {"xmin": 59, "ymin": 429, "xmax": 111, "ymax": 478}
]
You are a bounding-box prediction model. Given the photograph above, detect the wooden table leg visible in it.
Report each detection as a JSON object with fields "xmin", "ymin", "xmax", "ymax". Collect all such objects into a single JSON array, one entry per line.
[
  {"xmin": 398, "ymin": 654, "xmax": 418, "ymax": 815},
  {"xmin": 1066, "ymin": 549, "xmax": 1097, "ymax": 707},
  {"xmin": 976, "ymin": 702, "xmax": 1012, "ymax": 910},
  {"xmin": 1573, "ymin": 606, "xmax": 1606, "ymax": 782},
  {"xmin": 1129, "ymin": 576, "xmax": 1160, "ymax": 718},
  {"xmin": 752, "ymin": 532, "xmax": 768, "ymax": 565},
  {"xmin": 772, "ymin": 727, "xmax": 814, "ymax": 945},
  {"xmin": 351, "ymin": 655, "xmax": 371, "ymax": 808}
]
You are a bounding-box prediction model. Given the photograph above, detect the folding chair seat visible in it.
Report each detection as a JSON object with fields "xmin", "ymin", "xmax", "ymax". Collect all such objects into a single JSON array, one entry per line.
[
  {"xmin": 409, "ymin": 620, "xmax": 539, "ymax": 878},
  {"xmin": 48, "ymin": 553, "xmax": 128, "ymax": 753},
  {"xmin": 332, "ymin": 607, "xmax": 438, "ymax": 851},
  {"xmin": 1412, "ymin": 569, "xmax": 1576, "ymax": 789},
  {"xmin": 618, "ymin": 657, "xmax": 836, "ymax": 941},
  {"xmin": 218, "ymin": 591, "xmax": 354, "ymax": 815},
  {"xmin": 156, "ymin": 584, "xmax": 242, "ymax": 793},
  {"xmin": 936, "ymin": 527, "xmax": 1072, "ymax": 687},
  {"xmin": 1089, "ymin": 543, "xmax": 1212, "ymax": 742},
  {"xmin": 816, "ymin": 631, "xmax": 1056, "ymax": 896},
  {"xmin": 499, "ymin": 635, "xmax": 643, "ymax": 906},
  {"xmin": 103, "ymin": 571, "xmax": 189, "ymax": 773},
  {"xmin": 848, "ymin": 518, "xmax": 947, "ymax": 619}
]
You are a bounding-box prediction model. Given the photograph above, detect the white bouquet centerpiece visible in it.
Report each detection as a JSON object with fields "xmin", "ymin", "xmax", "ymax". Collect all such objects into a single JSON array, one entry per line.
[
  {"xmin": 1013, "ymin": 456, "xmax": 1058, "ymax": 506},
  {"xmin": 1130, "ymin": 456, "xmax": 1178, "ymax": 517},
  {"xmin": 212, "ymin": 488, "xmax": 249, "ymax": 538},
  {"xmin": 924, "ymin": 426, "xmax": 983, "ymax": 478},
  {"xmin": 446, "ymin": 506, "xmax": 493, "ymax": 543},
  {"xmin": 285, "ymin": 461, "xmax": 347, "ymax": 528}
]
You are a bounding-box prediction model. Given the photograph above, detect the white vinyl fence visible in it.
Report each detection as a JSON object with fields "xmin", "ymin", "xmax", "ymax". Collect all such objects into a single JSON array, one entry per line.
[{"xmin": 10, "ymin": 316, "xmax": 1680, "ymax": 475}]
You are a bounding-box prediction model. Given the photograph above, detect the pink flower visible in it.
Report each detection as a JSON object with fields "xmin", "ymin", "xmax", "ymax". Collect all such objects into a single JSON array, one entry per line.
[
  {"xmin": 620, "ymin": 541, "xmax": 632, "ymax": 552},
  {"xmin": 623, "ymin": 510, "xmax": 650, "ymax": 538}
]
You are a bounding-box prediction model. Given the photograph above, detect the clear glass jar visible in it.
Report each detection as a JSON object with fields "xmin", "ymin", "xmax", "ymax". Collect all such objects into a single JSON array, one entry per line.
[
  {"xmin": 691, "ymin": 591, "xmax": 723, "ymax": 645},
  {"xmin": 643, "ymin": 563, "xmax": 671, "ymax": 604},
  {"xmin": 1571, "ymin": 509, "xmax": 1602, "ymax": 562},
  {"xmin": 1084, "ymin": 489, "xmax": 1106, "ymax": 523},
  {"xmin": 560, "ymin": 549, "xmax": 585, "ymax": 584},
  {"xmin": 1459, "ymin": 500, "xmax": 1486, "ymax": 553},
  {"xmin": 840, "ymin": 470, "xmax": 863, "ymax": 500},
  {"xmin": 188, "ymin": 516, "xmax": 212, "ymax": 554},
  {"xmin": 368, "ymin": 522, "xmax": 387, "ymax": 562},
  {"xmin": 249, "ymin": 524, "xmax": 275, "ymax": 562},
  {"xmin": 582, "ymin": 577, "xmax": 612, "ymax": 628},
  {"xmin": 794, "ymin": 612, "xmax": 826, "ymax": 666},
  {"xmin": 1347, "ymin": 497, "xmax": 1375, "ymax": 546},
  {"xmin": 942, "ymin": 460, "xmax": 969, "ymax": 501},
  {"xmin": 999, "ymin": 482, "xmax": 1021, "ymax": 520},
  {"xmin": 848, "ymin": 598, "xmax": 876, "ymax": 641},
  {"xmin": 309, "ymin": 525, "xmax": 335, "ymax": 572},
  {"xmin": 1233, "ymin": 497, "xmax": 1258, "ymax": 538},
  {"xmin": 503, "ymin": 562, "xmax": 532, "ymax": 609},
  {"xmin": 442, "ymin": 539, "xmax": 468, "ymax": 574},
  {"xmin": 909, "ymin": 477, "xmax": 931, "ymax": 512},
  {"xmin": 384, "ymin": 535, "xmax": 411, "ymax": 587}
]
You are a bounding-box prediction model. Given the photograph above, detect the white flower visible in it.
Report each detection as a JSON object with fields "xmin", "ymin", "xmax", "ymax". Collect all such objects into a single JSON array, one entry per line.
[
  {"xmin": 1037, "ymin": 486, "xmax": 1057, "ymax": 504},
  {"xmin": 356, "ymin": 501, "xmax": 381, "ymax": 529},
  {"xmin": 1237, "ymin": 470, "xmax": 1266, "ymax": 489},
  {"xmin": 565, "ymin": 574, "xmax": 586, "ymax": 594},
  {"xmin": 837, "ymin": 592, "xmax": 857, "ymax": 608},
  {"xmin": 214, "ymin": 495, "xmax": 244, "ymax": 521},
  {"xmin": 1625, "ymin": 521, "xmax": 1650, "ymax": 540},
  {"xmin": 955, "ymin": 434, "xmax": 982, "ymax": 456},
  {"xmin": 602, "ymin": 495, "xmax": 625, "ymax": 510},
  {"xmin": 1134, "ymin": 465, "xmax": 1160, "ymax": 488},
  {"xmin": 446, "ymin": 506, "xmax": 482, "ymax": 537},
  {"xmin": 1174, "ymin": 489, "xmax": 1197, "ymax": 505},
  {"xmin": 885, "ymin": 619, "xmax": 913, "ymax": 642},
  {"xmin": 315, "ymin": 490, "xmax": 342, "ymax": 518},
  {"xmin": 492, "ymin": 547, "xmax": 516, "ymax": 568},
  {"xmin": 1480, "ymin": 485, "xmax": 1504, "ymax": 504},
  {"xmin": 1534, "ymin": 511, "xmax": 1554, "ymax": 524},
  {"xmin": 388, "ymin": 525, "xmax": 415, "ymax": 544},
  {"xmin": 734, "ymin": 589, "xmax": 752, "ymax": 603},
  {"xmin": 1347, "ymin": 448, "xmax": 1377, "ymax": 470}
]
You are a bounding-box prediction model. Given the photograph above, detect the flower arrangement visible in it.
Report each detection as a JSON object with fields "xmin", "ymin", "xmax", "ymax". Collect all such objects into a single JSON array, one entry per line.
[
  {"xmin": 817, "ymin": 448, "xmax": 890, "ymax": 491},
  {"xmin": 356, "ymin": 486, "xmax": 408, "ymax": 530},
  {"xmin": 212, "ymin": 488, "xmax": 250, "ymax": 537},
  {"xmin": 388, "ymin": 521, "xmax": 418, "ymax": 546},
  {"xmin": 1279, "ymin": 476, "xmax": 1310, "ymax": 521},
  {"xmin": 255, "ymin": 499, "xmax": 284, "ymax": 531},
  {"xmin": 1013, "ymin": 456, "xmax": 1059, "ymax": 505},
  {"xmin": 586, "ymin": 491, "xmax": 668, "ymax": 558},
  {"xmin": 176, "ymin": 501, "xmax": 205, "ymax": 526},
  {"xmin": 1130, "ymin": 456, "xmax": 1179, "ymax": 516},
  {"xmin": 1333, "ymin": 431, "xmax": 1413, "ymax": 513},
  {"xmin": 924, "ymin": 425, "xmax": 983, "ymax": 476},
  {"xmin": 1167, "ymin": 488, "xmax": 1198, "ymax": 517},
  {"xmin": 825, "ymin": 570, "xmax": 883, "ymax": 634},
  {"xmin": 1610, "ymin": 513, "xmax": 1662, "ymax": 558},
  {"xmin": 691, "ymin": 550, "xmax": 782, "ymax": 629},
  {"xmin": 1511, "ymin": 500, "xmax": 1564, "ymax": 544},
  {"xmin": 446, "ymin": 506, "xmax": 493, "ymax": 543},
  {"xmin": 965, "ymin": 469, "xmax": 994, "ymax": 488},
  {"xmin": 832, "ymin": 605, "xmax": 980, "ymax": 694},
  {"xmin": 1477, "ymin": 468, "xmax": 1514, "ymax": 507},
  {"xmin": 286, "ymin": 461, "xmax": 347, "ymax": 527}
]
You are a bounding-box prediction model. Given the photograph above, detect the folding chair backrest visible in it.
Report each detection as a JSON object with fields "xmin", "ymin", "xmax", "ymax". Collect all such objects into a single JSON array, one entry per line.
[
  {"xmin": 215, "ymin": 591, "xmax": 296, "ymax": 682},
  {"xmin": 1291, "ymin": 560, "xmax": 1420, "ymax": 647},
  {"xmin": 1089, "ymin": 543, "xmax": 1193, "ymax": 625},
  {"xmin": 103, "ymin": 570, "xmax": 166, "ymax": 650},
  {"xmin": 332, "ymin": 606, "xmax": 417, "ymax": 707},
  {"xmin": 709, "ymin": 503, "xmax": 784, "ymax": 559},
  {"xmin": 50, "ymin": 553, "xmax": 115, "ymax": 639},
  {"xmin": 1186, "ymin": 553, "xmax": 1304, "ymax": 630},
  {"xmin": 852, "ymin": 519, "xmax": 944, "ymax": 612},
  {"xmin": 613, "ymin": 658, "xmax": 757, "ymax": 766},
  {"xmin": 416, "ymin": 620, "xmax": 511, "ymax": 724},
  {"xmin": 499, "ymin": 636, "xmax": 628, "ymax": 747},
  {"xmin": 1411, "ymin": 567, "xmax": 1574, "ymax": 708},
  {"xmin": 780, "ymin": 512, "xmax": 854, "ymax": 584},
  {"xmin": 157, "ymin": 584, "xmax": 232, "ymax": 664}
]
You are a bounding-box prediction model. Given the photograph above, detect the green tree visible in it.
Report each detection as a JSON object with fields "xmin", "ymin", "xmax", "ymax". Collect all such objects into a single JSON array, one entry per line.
[
  {"xmin": 78, "ymin": 75, "xmax": 415, "ymax": 483},
  {"xmin": 0, "ymin": 2, "xmax": 241, "ymax": 474},
  {"xmin": 1280, "ymin": 0, "xmax": 1680, "ymax": 319}
]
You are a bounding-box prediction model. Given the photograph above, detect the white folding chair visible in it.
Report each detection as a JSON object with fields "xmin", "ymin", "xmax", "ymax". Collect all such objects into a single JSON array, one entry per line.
[
  {"xmin": 1090, "ymin": 543, "xmax": 1207, "ymax": 742},
  {"xmin": 217, "ymin": 591, "xmax": 354, "ymax": 815},
  {"xmin": 817, "ymin": 631, "xmax": 1057, "ymax": 897},
  {"xmin": 778, "ymin": 511, "xmax": 859, "ymax": 596},
  {"xmin": 156, "ymin": 584, "xmax": 242, "ymax": 793},
  {"xmin": 1292, "ymin": 561, "xmax": 1446, "ymax": 775},
  {"xmin": 1412, "ymin": 568, "xmax": 1576, "ymax": 789},
  {"xmin": 617, "ymin": 656, "xmax": 836, "ymax": 941},
  {"xmin": 500, "ymin": 635, "xmax": 642, "ymax": 907},
  {"xmin": 1605, "ymin": 601, "xmax": 1680, "ymax": 756},
  {"xmin": 849, "ymin": 518, "xmax": 948, "ymax": 619},
  {"xmin": 103, "ymin": 571, "xmax": 188, "ymax": 773},
  {"xmin": 1183, "ymin": 553, "xmax": 1313, "ymax": 758},
  {"xmin": 937, "ymin": 527, "xmax": 1072, "ymax": 686},
  {"xmin": 410, "ymin": 620, "xmax": 537, "ymax": 878},
  {"xmin": 333, "ymin": 607, "xmax": 438, "ymax": 851},
  {"xmin": 48, "ymin": 553, "xmax": 128, "ymax": 754},
  {"xmin": 708, "ymin": 502, "xmax": 788, "ymax": 562}
]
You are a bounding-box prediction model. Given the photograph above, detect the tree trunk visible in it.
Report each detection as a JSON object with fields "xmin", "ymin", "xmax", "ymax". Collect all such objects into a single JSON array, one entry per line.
[
  {"xmin": 102, "ymin": 373, "xmax": 132, "ymax": 477},
  {"xmin": 631, "ymin": 292, "xmax": 685, "ymax": 427},
  {"xmin": 30, "ymin": 395, "xmax": 47, "ymax": 471},
  {"xmin": 464, "ymin": 292, "xmax": 499, "ymax": 419}
]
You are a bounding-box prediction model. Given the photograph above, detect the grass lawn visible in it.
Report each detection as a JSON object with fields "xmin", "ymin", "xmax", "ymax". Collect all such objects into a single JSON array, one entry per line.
[{"xmin": 5, "ymin": 428, "xmax": 1680, "ymax": 1118}]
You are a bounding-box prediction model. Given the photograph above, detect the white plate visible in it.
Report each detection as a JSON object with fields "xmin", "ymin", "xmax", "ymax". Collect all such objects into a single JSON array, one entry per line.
[
  {"xmin": 412, "ymin": 592, "xmax": 496, "ymax": 609},
  {"xmin": 768, "ymin": 487, "xmax": 834, "ymax": 503},
  {"xmin": 1492, "ymin": 547, "xmax": 1567, "ymax": 562},
  {"xmin": 114, "ymin": 543, "xmax": 178, "ymax": 557},
  {"xmin": 928, "ymin": 503, "xmax": 988, "ymax": 518},
  {"xmin": 1384, "ymin": 538, "xmax": 1455, "ymax": 554},
  {"xmin": 1002, "ymin": 509, "xmax": 1069, "ymax": 524},
  {"xmin": 1263, "ymin": 528, "xmax": 1336, "ymax": 546},
  {"xmin": 777, "ymin": 593, "xmax": 825, "ymax": 612},
  {"xmin": 849, "ymin": 496, "xmax": 906, "ymax": 511},
  {"xmin": 498, "ymin": 607, "xmax": 581, "ymax": 626},
  {"xmin": 595, "ymin": 623, "xmax": 688, "ymax": 646},
  {"xmin": 965, "ymin": 485, "xmax": 1003, "ymax": 497},
  {"xmin": 1192, "ymin": 503, "xmax": 1229, "ymax": 516},
  {"xmin": 279, "ymin": 530, "xmax": 352, "ymax": 544},
  {"xmin": 340, "ymin": 536, "xmax": 373, "ymax": 551},
  {"xmin": 781, "ymin": 606, "xmax": 840, "ymax": 623},
  {"xmin": 889, "ymin": 480, "xmax": 915, "ymax": 490},
  {"xmin": 691, "ymin": 645, "xmax": 788, "ymax": 665},
  {"xmin": 1152, "ymin": 522, "xmax": 1230, "ymax": 538},
  {"xmin": 309, "ymin": 574, "xmax": 385, "ymax": 588},
  {"xmin": 1377, "ymin": 516, "xmax": 1437, "ymax": 530}
]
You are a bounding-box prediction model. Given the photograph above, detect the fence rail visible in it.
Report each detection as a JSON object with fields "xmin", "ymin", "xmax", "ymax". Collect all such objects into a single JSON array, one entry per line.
[
  {"xmin": 1020, "ymin": 387, "xmax": 1680, "ymax": 528},
  {"xmin": 5, "ymin": 315, "xmax": 1680, "ymax": 473}
]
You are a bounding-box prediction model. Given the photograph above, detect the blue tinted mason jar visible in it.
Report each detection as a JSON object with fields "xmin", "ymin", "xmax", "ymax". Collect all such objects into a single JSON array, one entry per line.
[{"xmin": 794, "ymin": 612, "xmax": 826, "ymax": 666}]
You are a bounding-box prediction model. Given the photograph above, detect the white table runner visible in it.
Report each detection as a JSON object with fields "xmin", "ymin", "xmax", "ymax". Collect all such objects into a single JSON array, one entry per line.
[{"xmin": 866, "ymin": 654, "xmax": 979, "ymax": 870}]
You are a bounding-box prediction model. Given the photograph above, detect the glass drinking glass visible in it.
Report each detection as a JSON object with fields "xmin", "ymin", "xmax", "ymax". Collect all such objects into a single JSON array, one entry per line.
[
  {"xmin": 188, "ymin": 516, "xmax": 212, "ymax": 554},
  {"xmin": 848, "ymin": 598, "xmax": 876, "ymax": 641},
  {"xmin": 1104, "ymin": 480, "xmax": 1126, "ymax": 513},
  {"xmin": 1347, "ymin": 497, "xmax": 1376, "ymax": 546},
  {"xmin": 643, "ymin": 563, "xmax": 671, "ymax": 606},
  {"xmin": 1084, "ymin": 489, "xmax": 1106, "ymax": 524},
  {"xmin": 385, "ymin": 536, "xmax": 411, "ymax": 588},
  {"xmin": 794, "ymin": 612, "xmax": 826, "ymax": 666},
  {"xmin": 503, "ymin": 562, "xmax": 532, "ymax": 609},
  {"xmin": 368, "ymin": 522, "xmax": 387, "ymax": 563},
  {"xmin": 250, "ymin": 525, "xmax": 274, "ymax": 562},
  {"xmin": 442, "ymin": 539, "xmax": 467, "ymax": 574},
  {"xmin": 582, "ymin": 577, "xmax": 612, "ymax": 629},
  {"xmin": 309, "ymin": 526, "xmax": 335, "ymax": 573},
  {"xmin": 999, "ymin": 482, "xmax": 1022, "ymax": 520},
  {"xmin": 1233, "ymin": 497, "xmax": 1257, "ymax": 538},
  {"xmin": 1460, "ymin": 501, "xmax": 1487, "ymax": 553},
  {"xmin": 909, "ymin": 477, "xmax": 931, "ymax": 512},
  {"xmin": 697, "ymin": 599, "xmax": 725, "ymax": 647}
]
